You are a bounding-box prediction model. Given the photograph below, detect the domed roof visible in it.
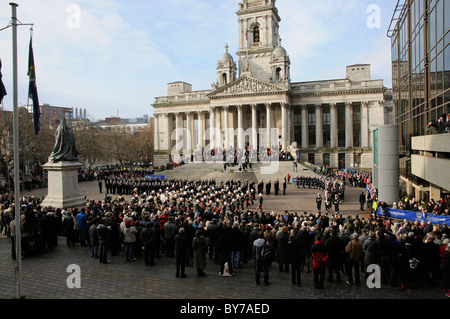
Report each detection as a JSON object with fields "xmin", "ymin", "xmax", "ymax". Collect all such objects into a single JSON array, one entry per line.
[
  {"xmin": 273, "ymin": 38, "xmax": 288, "ymax": 58},
  {"xmin": 218, "ymin": 44, "xmax": 235, "ymax": 66}
]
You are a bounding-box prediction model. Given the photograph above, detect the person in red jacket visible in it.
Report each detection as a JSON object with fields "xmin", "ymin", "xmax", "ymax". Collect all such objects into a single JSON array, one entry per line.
[{"xmin": 311, "ymin": 233, "xmax": 328, "ymax": 289}]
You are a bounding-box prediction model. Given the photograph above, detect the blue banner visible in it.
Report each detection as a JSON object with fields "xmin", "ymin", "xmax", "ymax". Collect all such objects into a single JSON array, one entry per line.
[
  {"xmin": 145, "ymin": 175, "xmax": 167, "ymax": 180},
  {"xmin": 377, "ymin": 207, "xmax": 450, "ymax": 225}
]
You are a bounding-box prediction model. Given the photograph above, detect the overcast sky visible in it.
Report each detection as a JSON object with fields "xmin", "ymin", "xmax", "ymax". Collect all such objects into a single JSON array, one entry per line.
[{"xmin": 0, "ymin": 0, "xmax": 398, "ymax": 121}]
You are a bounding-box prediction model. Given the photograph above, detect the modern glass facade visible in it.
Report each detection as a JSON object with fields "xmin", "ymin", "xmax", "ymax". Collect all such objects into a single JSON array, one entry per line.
[{"xmin": 390, "ymin": 0, "xmax": 450, "ymax": 157}]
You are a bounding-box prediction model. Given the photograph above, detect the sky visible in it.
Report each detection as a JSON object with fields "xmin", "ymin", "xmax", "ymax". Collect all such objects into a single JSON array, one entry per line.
[{"xmin": 0, "ymin": 0, "xmax": 398, "ymax": 121}]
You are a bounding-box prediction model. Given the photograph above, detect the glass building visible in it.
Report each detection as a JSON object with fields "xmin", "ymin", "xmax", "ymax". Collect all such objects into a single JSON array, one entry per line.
[{"xmin": 388, "ymin": 0, "xmax": 450, "ymax": 202}]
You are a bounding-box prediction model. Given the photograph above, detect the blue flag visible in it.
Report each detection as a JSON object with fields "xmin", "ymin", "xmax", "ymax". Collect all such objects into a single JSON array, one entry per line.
[
  {"xmin": 0, "ymin": 59, "xmax": 6, "ymax": 104},
  {"xmin": 28, "ymin": 38, "xmax": 40, "ymax": 135}
]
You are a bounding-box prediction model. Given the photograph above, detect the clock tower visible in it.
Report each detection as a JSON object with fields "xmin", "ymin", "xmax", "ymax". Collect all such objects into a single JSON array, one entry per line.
[{"xmin": 236, "ymin": 0, "xmax": 290, "ymax": 87}]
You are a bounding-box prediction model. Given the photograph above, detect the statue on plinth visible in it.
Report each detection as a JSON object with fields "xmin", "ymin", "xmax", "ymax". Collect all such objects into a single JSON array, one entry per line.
[
  {"xmin": 42, "ymin": 118, "xmax": 85, "ymax": 209},
  {"xmin": 48, "ymin": 119, "xmax": 77, "ymax": 163}
]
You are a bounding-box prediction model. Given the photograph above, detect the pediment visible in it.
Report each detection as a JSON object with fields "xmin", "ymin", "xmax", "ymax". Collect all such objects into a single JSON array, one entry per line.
[{"xmin": 208, "ymin": 75, "xmax": 288, "ymax": 99}]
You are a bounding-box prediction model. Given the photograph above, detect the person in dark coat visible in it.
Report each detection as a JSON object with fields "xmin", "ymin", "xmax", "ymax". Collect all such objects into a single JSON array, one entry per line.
[
  {"xmin": 376, "ymin": 230, "xmax": 393, "ymax": 285},
  {"xmin": 274, "ymin": 179, "xmax": 279, "ymax": 196},
  {"xmin": 391, "ymin": 235, "xmax": 409, "ymax": 290},
  {"xmin": 89, "ymin": 218, "xmax": 99, "ymax": 258},
  {"xmin": 39, "ymin": 212, "xmax": 58, "ymax": 250},
  {"xmin": 333, "ymin": 195, "xmax": 340, "ymax": 213},
  {"xmin": 253, "ymin": 231, "xmax": 270, "ymax": 286},
  {"xmin": 265, "ymin": 180, "xmax": 271, "ymax": 196},
  {"xmin": 63, "ymin": 211, "xmax": 75, "ymax": 246},
  {"xmin": 217, "ymin": 222, "xmax": 234, "ymax": 276},
  {"xmin": 325, "ymin": 229, "xmax": 344, "ymax": 282},
  {"xmin": 231, "ymin": 222, "xmax": 244, "ymax": 269},
  {"xmin": 141, "ymin": 222, "xmax": 156, "ymax": 266},
  {"xmin": 316, "ymin": 193, "xmax": 322, "ymax": 213},
  {"xmin": 362, "ymin": 231, "xmax": 379, "ymax": 277},
  {"xmin": 206, "ymin": 219, "xmax": 220, "ymax": 263},
  {"xmin": 418, "ymin": 235, "xmax": 441, "ymax": 286},
  {"xmin": 276, "ymin": 226, "xmax": 290, "ymax": 272},
  {"xmin": 296, "ymin": 227, "xmax": 311, "ymax": 273},
  {"xmin": 359, "ymin": 192, "xmax": 366, "ymax": 211},
  {"xmin": 108, "ymin": 215, "xmax": 121, "ymax": 256},
  {"xmin": 96, "ymin": 221, "xmax": 111, "ymax": 264},
  {"xmin": 440, "ymin": 243, "xmax": 450, "ymax": 298},
  {"xmin": 287, "ymin": 234, "xmax": 302, "ymax": 285},
  {"xmin": 192, "ymin": 230, "xmax": 208, "ymax": 277},
  {"xmin": 174, "ymin": 227, "xmax": 189, "ymax": 278}
]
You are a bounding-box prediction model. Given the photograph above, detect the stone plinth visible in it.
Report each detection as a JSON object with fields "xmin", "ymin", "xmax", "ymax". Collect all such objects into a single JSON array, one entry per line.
[{"xmin": 41, "ymin": 161, "xmax": 86, "ymax": 209}]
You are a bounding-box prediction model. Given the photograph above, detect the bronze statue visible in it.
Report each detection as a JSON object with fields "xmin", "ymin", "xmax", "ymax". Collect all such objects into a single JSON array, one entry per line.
[{"xmin": 48, "ymin": 119, "xmax": 77, "ymax": 162}]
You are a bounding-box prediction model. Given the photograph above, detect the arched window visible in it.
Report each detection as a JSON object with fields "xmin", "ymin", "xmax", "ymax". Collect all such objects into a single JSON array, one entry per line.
[
  {"xmin": 276, "ymin": 67, "xmax": 282, "ymax": 80},
  {"xmin": 253, "ymin": 26, "xmax": 260, "ymax": 43},
  {"xmin": 222, "ymin": 73, "xmax": 228, "ymax": 85}
]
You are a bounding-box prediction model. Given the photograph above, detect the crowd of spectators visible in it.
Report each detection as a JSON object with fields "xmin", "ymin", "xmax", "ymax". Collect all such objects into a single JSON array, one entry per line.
[
  {"xmin": 1, "ymin": 171, "xmax": 449, "ymax": 297},
  {"xmin": 427, "ymin": 113, "xmax": 450, "ymax": 135},
  {"xmin": 393, "ymin": 196, "xmax": 449, "ymax": 216}
]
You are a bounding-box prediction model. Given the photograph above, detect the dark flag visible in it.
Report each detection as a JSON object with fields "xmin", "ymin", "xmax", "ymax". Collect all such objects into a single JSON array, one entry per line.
[
  {"xmin": 0, "ymin": 59, "xmax": 7, "ymax": 104},
  {"xmin": 28, "ymin": 38, "xmax": 40, "ymax": 135}
]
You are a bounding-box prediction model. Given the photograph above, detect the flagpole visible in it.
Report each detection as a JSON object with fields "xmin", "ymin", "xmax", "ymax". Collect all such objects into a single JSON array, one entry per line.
[{"xmin": 10, "ymin": 2, "xmax": 23, "ymax": 299}]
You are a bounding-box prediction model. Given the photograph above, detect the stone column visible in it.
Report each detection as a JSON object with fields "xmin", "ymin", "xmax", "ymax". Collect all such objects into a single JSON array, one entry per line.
[
  {"xmin": 197, "ymin": 111, "xmax": 204, "ymax": 148},
  {"xmin": 315, "ymin": 104, "xmax": 323, "ymax": 149},
  {"xmin": 330, "ymin": 103, "xmax": 337, "ymax": 148},
  {"xmin": 251, "ymin": 104, "xmax": 258, "ymax": 149},
  {"xmin": 161, "ymin": 113, "xmax": 170, "ymax": 151},
  {"xmin": 301, "ymin": 105, "xmax": 308, "ymax": 149},
  {"xmin": 154, "ymin": 114, "xmax": 160, "ymax": 152},
  {"xmin": 345, "ymin": 102, "xmax": 353, "ymax": 148},
  {"xmin": 175, "ymin": 112, "xmax": 182, "ymax": 149},
  {"xmin": 288, "ymin": 104, "xmax": 294, "ymax": 146},
  {"xmin": 237, "ymin": 105, "xmax": 244, "ymax": 149},
  {"xmin": 186, "ymin": 112, "xmax": 193, "ymax": 152},
  {"xmin": 265, "ymin": 103, "xmax": 272, "ymax": 148},
  {"xmin": 281, "ymin": 103, "xmax": 288, "ymax": 150},
  {"xmin": 210, "ymin": 107, "xmax": 216, "ymax": 150},
  {"xmin": 224, "ymin": 105, "xmax": 230, "ymax": 148},
  {"xmin": 361, "ymin": 101, "xmax": 369, "ymax": 148}
]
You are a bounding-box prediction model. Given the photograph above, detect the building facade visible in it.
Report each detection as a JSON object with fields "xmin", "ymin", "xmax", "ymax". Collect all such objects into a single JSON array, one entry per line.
[
  {"xmin": 153, "ymin": 0, "xmax": 392, "ymax": 169},
  {"xmin": 388, "ymin": 0, "xmax": 450, "ymax": 202}
]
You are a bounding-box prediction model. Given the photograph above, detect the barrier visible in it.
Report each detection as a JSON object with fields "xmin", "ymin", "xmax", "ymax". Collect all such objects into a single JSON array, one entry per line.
[
  {"xmin": 144, "ymin": 175, "xmax": 167, "ymax": 180},
  {"xmin": 376, "ymin": 207, "xmax": 450, "ymax": 225}
]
